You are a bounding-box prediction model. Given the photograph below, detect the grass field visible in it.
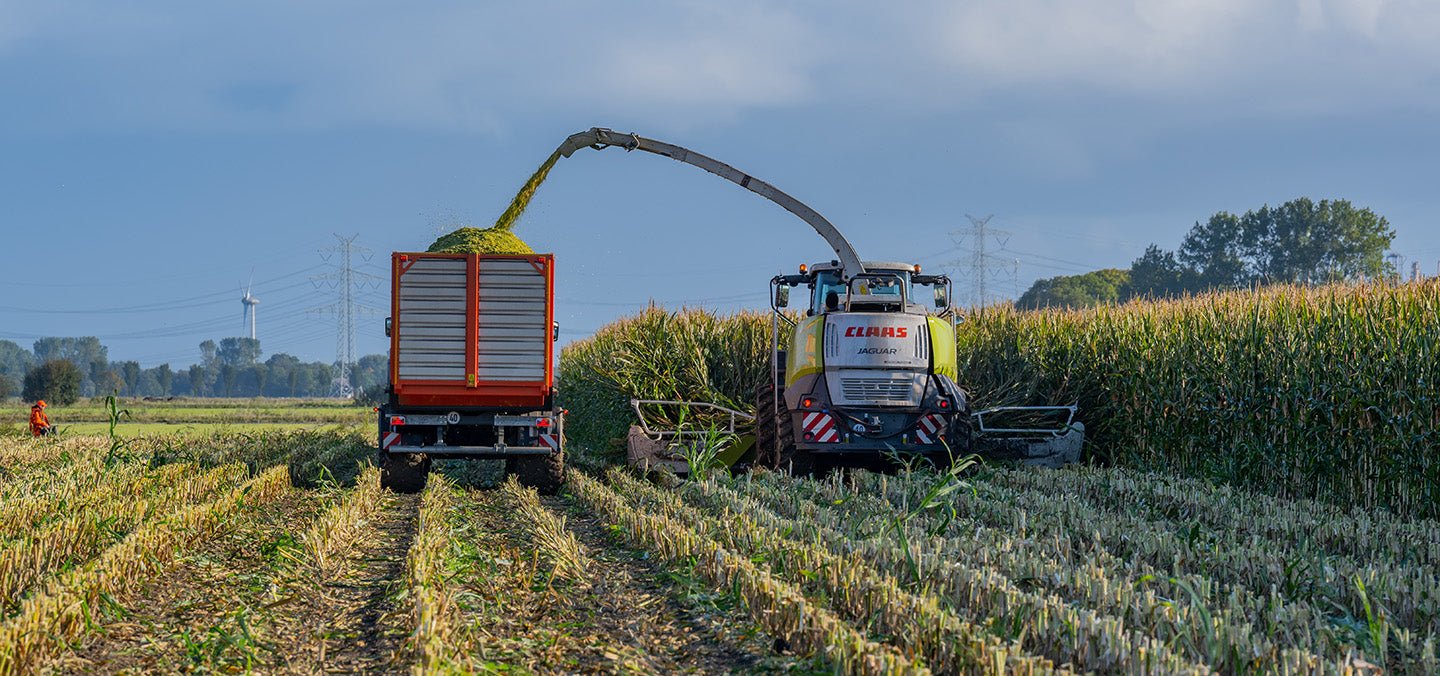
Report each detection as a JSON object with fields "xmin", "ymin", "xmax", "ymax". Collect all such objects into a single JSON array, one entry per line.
[
  {"xmin": 0, "ymin": 422, "xmax": 1433, "ymax": 673},
  {"xmin": 1, "ymin": 397, "xmax": 370, "ymax": 439},
  {"xmin": 1, "ymin": 397, "xmax": 370, "ymax": 425}
]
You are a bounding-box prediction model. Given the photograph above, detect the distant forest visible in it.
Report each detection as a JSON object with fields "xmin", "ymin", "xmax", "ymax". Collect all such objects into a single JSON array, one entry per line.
[{"xmin": 0, "ymin": 336, "xmax": 385, "ymax": 402}]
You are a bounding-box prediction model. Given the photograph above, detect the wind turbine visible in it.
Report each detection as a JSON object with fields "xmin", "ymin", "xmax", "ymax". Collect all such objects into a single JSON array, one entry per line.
[{"xmin": 241, "ymin": 272, "xmax": 260, "ymax": 340}]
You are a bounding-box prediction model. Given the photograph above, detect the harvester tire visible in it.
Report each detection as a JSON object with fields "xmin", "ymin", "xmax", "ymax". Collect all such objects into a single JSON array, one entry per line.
[
  {"xmin": 510, "ymin": 451, "xmax": 566, "ymax": 496},
  {"xmin": 380, "ymin": 452, "xmax": 430, "ymax": 494},
  {"xmin": 754, "ymin": 384, "xmax": 778, "ymax": 467},
  {"xmin": 754, "ymin": 383, "xmax": 816, "ymax": 476}
]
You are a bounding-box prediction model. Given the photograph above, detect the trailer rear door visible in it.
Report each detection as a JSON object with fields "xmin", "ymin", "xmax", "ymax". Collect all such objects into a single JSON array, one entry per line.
[{"xmin": 391, "ymin": 253, "xmax": 554, "ymax": 408}]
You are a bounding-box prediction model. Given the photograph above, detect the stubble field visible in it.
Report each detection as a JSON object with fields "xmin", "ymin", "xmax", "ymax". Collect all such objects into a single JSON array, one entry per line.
[{"xmin": 0, "ymin": 425, "xmax": 1434, "ymax": 674}]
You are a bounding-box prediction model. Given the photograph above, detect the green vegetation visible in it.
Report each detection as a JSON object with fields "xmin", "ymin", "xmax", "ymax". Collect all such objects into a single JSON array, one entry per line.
[
  {"xmin": 427, "ymin": 227, "xmax": 533, "ymax": 254},
  {"xmin": 559, "ymin": 307, "xmax": 782, "ymax": 460},
  {"xmin": 1015, "ymin": 268, "xmax": 1130, "ymax": 310},
  {"xmin": 1133, "ymin": 197, "xmax": 1394, "ymax": 297},
  {"xmin": 958, "ymin": 281, "xmax": 1440, "ymax": 519},
  {"xmin": 22, "ymin": 360, "xmax": 82, "ymax": 406}
]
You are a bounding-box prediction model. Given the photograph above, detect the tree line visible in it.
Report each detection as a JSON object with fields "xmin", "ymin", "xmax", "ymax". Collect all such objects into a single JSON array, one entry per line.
[
  {"xmin": 1016, "ymin": 197, "xmax": 1398, "ymax": 310},
  {"xmin": 0, "ymin": 336, "xmax": 386, "ymax": 406}
]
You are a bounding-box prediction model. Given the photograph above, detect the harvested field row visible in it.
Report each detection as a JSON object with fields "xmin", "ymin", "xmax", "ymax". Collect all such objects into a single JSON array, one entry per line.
[{"xmin": 5, "ymin": 425, "xmax": 1434, "ymax": 673}]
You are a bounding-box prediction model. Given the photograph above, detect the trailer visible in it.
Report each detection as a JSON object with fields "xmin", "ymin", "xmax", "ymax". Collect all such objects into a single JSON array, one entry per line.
[{"xmin": 376, "ymin": 252, "xmax": 565, "ymax": 493}]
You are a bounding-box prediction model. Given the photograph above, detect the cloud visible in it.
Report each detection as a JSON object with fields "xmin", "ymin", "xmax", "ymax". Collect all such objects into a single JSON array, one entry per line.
[
  {"xmin": 4, "ymin": 0, "xmax": 1440, "ymax": 136},
  {"xmin": 925, "ymin": 0, "xmax": 1440, "ymax": 110},
  {"xmin": 0, "ymin": 1, "xmax": 822, "ymax": 134}
]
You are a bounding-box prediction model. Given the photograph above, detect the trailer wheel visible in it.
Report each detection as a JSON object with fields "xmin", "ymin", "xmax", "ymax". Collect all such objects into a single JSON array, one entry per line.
[
  {"xmin": 380, "ymin": 452, "xmax": 430, "ymax": 494},
  {"xmin": 509, "ymin": 451, "xmax": 566, "ymax": 496}
]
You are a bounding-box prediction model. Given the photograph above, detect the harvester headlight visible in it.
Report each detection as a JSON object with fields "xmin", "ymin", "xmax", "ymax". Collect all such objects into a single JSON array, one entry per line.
[{"xmin": 851, "ymin": 422, "xmax": 865, "ymax": 433}]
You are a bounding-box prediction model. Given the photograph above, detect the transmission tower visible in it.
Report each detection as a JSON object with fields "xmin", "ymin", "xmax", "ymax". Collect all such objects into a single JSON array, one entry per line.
[
  {"xmin": 949, "ymin": 214, "xmax": 1018, "ymax": 307},
  {"xmin": 311, "ymin": 234, "xmax": 380, "ymax": 398}
]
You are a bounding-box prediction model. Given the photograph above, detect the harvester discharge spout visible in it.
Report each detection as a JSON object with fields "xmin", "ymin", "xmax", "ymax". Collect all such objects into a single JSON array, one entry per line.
[{"xmin": 556, "ymin": 127, "xmax": 868, "ymax": 281}]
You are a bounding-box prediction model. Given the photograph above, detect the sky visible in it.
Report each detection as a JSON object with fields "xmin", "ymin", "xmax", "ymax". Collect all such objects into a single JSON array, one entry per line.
[{"xmin": 3, "ymin": 0, "xmax": 1440, "ymax": 368}]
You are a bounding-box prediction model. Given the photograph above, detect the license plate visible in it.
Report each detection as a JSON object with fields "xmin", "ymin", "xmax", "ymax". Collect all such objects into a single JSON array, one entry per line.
[{"xmin": 493, "ymin": 415, "xmax": 543, "ymax": 427}]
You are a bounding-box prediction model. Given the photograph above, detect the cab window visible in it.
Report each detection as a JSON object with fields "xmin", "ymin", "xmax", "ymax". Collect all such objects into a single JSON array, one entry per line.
[{"xmin": 811, "ymin": 271, "xmax": 847, "ymax": 313}]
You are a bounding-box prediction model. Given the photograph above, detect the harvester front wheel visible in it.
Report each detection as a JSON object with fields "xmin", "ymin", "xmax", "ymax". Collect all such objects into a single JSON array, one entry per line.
[
  {"xmin": 509, "ymin": 452, "xmax": 566, "ymax": 496},
  {"xmin": 380, "ymin": 452, "xmax": 430, "ymax": 494},
  {"xmin": 754, "ymin": 384, "xmax": 778, "ymax": 467},
  {"xmin": 754, "ymin": 383, "xmax": 817, "ymax": 476}
]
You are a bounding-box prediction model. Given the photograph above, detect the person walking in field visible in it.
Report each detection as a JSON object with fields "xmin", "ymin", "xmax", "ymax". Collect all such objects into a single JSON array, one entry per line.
[{"xmin": 29, "ymin": 400, "xmax": 53, "ymax": 437}]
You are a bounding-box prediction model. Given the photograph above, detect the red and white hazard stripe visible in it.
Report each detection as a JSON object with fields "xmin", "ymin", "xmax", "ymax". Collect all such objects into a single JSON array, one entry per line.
[
  {"xmin": 914, "ymin": 413, "xmax": 947, "ymax": 444},
  {"xmin": 538, "ymin": 433, "xmax": 559, "ymax": 450},
  {"xmin": 382, "ymin": 431, "xmax": 401, "ymax": 450},
  {"xmin": 801, "ymin": 411, "xmax": 840, "ymax": 443}
]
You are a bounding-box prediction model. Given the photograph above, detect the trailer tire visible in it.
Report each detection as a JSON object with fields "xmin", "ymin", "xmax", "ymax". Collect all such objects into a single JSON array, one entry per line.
[
  {"xmin": 380, "ymin": 452, "xmax": 429, "ymax": 494},
  {"xmin": 509, "ymin": 452, "xmax": 566, "ymax": 496}
]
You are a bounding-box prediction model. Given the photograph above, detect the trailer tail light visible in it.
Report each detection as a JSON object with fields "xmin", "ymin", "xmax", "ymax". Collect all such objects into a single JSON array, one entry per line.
[
  {"xmin": 535, "ymin": 417, "xmax": 552, "ymax": 428},
  {"xmin": 939, "ymin": 399, "xmax": 950, "ymax": 409},
  {"xmin": 389, "ymin": 416, "xmax": 407, "ymax": 426}
]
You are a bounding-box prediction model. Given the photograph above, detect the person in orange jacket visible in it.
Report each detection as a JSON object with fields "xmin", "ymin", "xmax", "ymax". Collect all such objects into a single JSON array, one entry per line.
[{"xmin": 29, "ymin": 400, "xmax": 53, "ymax": 437}]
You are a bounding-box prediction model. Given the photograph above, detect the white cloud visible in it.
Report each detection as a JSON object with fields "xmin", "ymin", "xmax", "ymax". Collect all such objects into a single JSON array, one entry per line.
[
  {"xmin": 923, "ymin": 0, "xmax": 1440, "ymax": 110},
  {"xmin": 4, "ymin": 0, "xmax": 1440, "ymax": 135}
]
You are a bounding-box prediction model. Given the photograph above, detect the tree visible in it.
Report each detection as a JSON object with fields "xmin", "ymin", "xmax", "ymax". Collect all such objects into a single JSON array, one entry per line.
[
  {"xmin": 219, "ymin": 364, "xmax": 238, "ymax": 397},
  {"xmin": 353, "ymin": 354, "xmax": 389, "ymax": 393},
  {"xmin": 1134, "ymin": 198, "xmax": 1395, "ymax": 297},
  {"xmin": 0, "ymin": 340, "xmax": 32, "ymax": 399},
  {"xmin": 1127, "ymin": 245, "xmax": 1191, "ymax": 298},
  {"xmin": 33, "ymin": 337, "xmax": 108, "ymax": 384},
  {"xmin": 251, "ymin": 364, "xmax": 269, "ymax": 396},
  {"xmin": 217, "ymin": 337, "xmax": 262, "ymax": 367},
  {"xmin": 119, "ymin": 361, "xmax": 141, "ymax": 396},
  {"xmin": 154, "ymin": 364, "xmax": 174, "ymax": 397},
  {"xmin": 96, "ymin": 369, "xmax": 126, "ymax": 396},
  {"xmin": 188, "ymin": 365, "xmax": 207, "ymax": 397},
  {"xmin": 1242, "ymin": 198, "xmax": 1394, "ymax": 283},
  {"xmin": 23, "ymin": 359, "xmax": 82, "ymax": 406},
  {"xmin": 1178, "ymin": 212, "xmax": 1249, "ymax": 288},
  {"xmin": 1017, "ymin": 269, "xmax": 1131, "ymax": 310}
]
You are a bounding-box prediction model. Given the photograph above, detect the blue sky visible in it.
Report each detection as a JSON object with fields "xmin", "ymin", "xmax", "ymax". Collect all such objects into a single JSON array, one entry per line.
[{"xmin": 3, "ymin": 1, "xmax": 1439, "ymax": 367}]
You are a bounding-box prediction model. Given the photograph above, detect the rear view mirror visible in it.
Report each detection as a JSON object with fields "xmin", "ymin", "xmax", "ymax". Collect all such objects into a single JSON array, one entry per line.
[
  {"xmin": 933, "ymin": 286, "xmax": 948, "ymax": 309},
  {"xmin": 385, "ymin": 317, "xmax": 393, "ymax": 337},
  {"xmin": 775, "ymin": 285, "xmax": 790, "ymax": 308}
]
